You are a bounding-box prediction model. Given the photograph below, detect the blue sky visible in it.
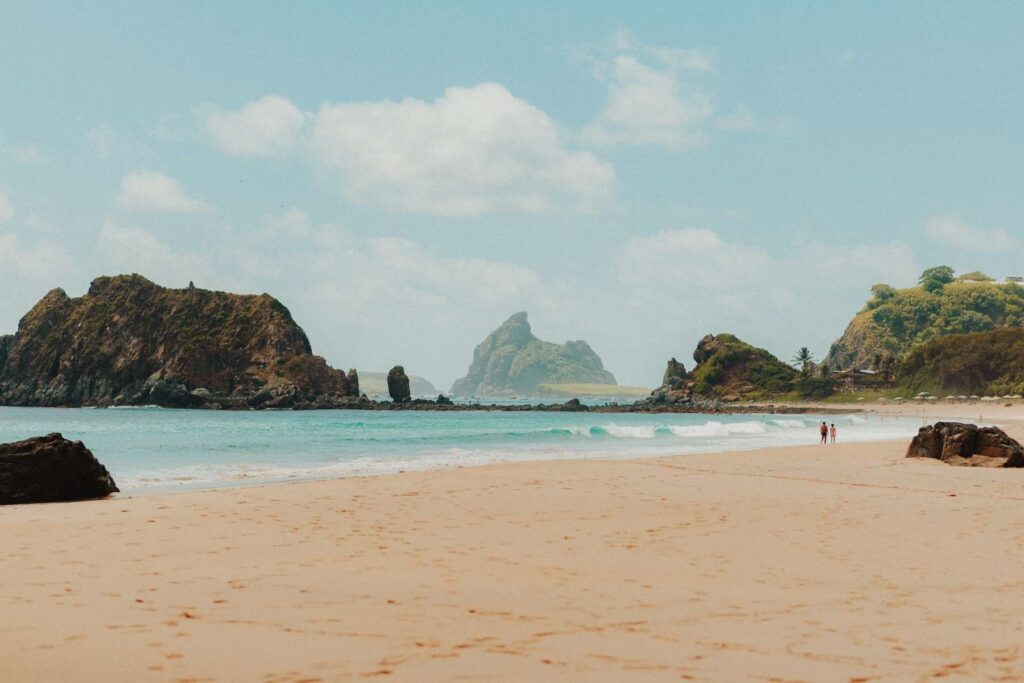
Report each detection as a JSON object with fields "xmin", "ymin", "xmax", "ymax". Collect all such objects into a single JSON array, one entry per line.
[{"xmin": 1, "ymin": 2, "xmax": 1022, "ymax": 388}]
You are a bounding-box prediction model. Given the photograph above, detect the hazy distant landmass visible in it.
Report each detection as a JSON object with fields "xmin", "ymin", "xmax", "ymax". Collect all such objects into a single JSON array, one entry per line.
[
  {"xmin": 829, "ymin": 268, "xmax": 1024, "ymax": 371},
  {"xmin": 450, "ymin": 312, "xmax": 616, "ymax": 397},
  {"xmin": 359, "ymin": 372, "xmax": 438, "ymax": 398},
  {"xmin": 0, "ymin": 274, "xmax": 357, "ymax": 408}
]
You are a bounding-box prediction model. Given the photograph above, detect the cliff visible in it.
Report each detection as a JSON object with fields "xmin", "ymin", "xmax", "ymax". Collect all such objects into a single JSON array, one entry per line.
[
  {"xmin": 0, "ymin": 274, "xmax": 356, "ymax": 408},
  {"xmin": 828, "ymin": 272, "xmax": 1024, "ymax": 370},
  {"xmin": 450, "ymin": 312, "xmax": 616, "ymax": 397}
]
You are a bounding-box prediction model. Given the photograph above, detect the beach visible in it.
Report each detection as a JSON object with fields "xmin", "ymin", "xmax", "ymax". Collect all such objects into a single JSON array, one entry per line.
[{"xmin": 3, "ymin": 405, "xmax": 1024, "ymax": 681}]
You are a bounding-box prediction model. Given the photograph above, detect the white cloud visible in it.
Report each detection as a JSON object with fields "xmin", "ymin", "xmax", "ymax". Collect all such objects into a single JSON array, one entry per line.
[
  {"xmin": 582, "ymin": 52, "xmax": 715, "ymax": 149},
  {"xmin": 118, "ymin": 170, "xmax": 213, "ymax": 214},
  {"xmin": 716, "ymin": 103, "xmax": 756, "ymax": 131},
  {"xmin": 203, "ymin": 95, "xmax": 307, "ymax": 157},
  {"xmin": 96, "ymin": 220, "xmax": 217, "ymax": 284},
  {"xmin": 0, "ymin": 192, "xmax": 14, "ymax": 222},
  {"xmin": 309, "ymin": 82, "xmax": 614, "ymax": 215},
  {"xmin": 614, "ymin": 227, "xmax": 919, "ymax": 372},
  {"xmin": 0, "ymin": 232, "xmax": 76, "ymax": 333},
  {"xmin": 923, "ymin": 215, "xmax": 1016, "ymax": 252}
]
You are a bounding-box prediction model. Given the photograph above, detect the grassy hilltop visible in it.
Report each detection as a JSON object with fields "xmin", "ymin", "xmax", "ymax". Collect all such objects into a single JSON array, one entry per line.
[{"xmin": 828, "ymin": 267, "xmax": 1024, "ymax": 371}]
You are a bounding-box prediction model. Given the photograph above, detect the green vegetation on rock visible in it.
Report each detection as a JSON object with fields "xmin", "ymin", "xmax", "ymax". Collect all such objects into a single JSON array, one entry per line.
[
  {"xmin": 688, "ymin": 334, "xmax": 799, "ymax": 398},
  {"xmin": 828, "ymin": 266, "xmax": 1024, "ymax": 371},
  {"xmin": 451, "ymin": 312, "xmax": 616, "ymax": 396},
  {"xmin": 898, "ymin": 328, "xmax": 1024, "ymax": 396}
]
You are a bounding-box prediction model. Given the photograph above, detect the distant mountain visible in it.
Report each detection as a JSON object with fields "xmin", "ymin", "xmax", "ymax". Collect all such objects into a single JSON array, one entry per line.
[
  {"xmin": 359, "ymin": 372, "xmax": 438, "ymax": 397},
  {"xmin": 0, "ymin": 274, "xmax": 357, "ymax": 408},
  {"xmin": 450, "ymin": 312, "xmax": 616, "ymax": 397},
  {"xmin": 828, "ymin": 269, "xmax": 1024, "ymax": 371}
]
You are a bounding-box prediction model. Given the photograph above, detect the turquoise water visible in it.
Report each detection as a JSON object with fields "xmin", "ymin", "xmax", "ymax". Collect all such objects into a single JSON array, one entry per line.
[{"xmin": 0, "ymin": 408, "xmax": 922, "ymax": 493}]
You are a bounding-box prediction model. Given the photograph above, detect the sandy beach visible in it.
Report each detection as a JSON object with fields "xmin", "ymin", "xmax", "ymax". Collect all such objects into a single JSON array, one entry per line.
[{"xmin": 3, "ymin": 407, "xmax": 1024, "ymax": 681}]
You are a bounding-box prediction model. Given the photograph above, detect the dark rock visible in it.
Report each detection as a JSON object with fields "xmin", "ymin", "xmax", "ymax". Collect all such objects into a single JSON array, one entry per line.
[
  {"xmin": 436, "ymin": 393, "xmax": 453, "ymax": 405},
  {"xmin": 0, "ymin": 433, "xmax": 118, "ymax": 505},
  {"xmin": 346, "ymin": 369, "xmax": 360, "ymax": 397},
  {"xmin": 906, "ymin": 422, "xmax": 1024, "ymax": 467},
  {"xmin": 387, "ymin": 366, "xmax": 411, "ymax": 403},
  {"xmin": 0, "ymin": 274, "xmax": 354, "ymax": 408}
]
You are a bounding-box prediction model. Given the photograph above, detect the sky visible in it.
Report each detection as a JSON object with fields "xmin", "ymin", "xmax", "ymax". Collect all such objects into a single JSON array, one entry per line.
[{"xmin": 1, "ymin": 1, "xmax": 1023, "ymax": 389}]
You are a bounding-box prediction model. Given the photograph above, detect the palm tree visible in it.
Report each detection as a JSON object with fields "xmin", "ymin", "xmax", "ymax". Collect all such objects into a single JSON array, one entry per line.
[{"xmin": 792, "ymin": 347, "xmax": 815, "ymax": 374}]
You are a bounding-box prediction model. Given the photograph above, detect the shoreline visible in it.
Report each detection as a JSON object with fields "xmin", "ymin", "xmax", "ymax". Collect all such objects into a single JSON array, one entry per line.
[{"xmin": 4, "ymin": 436, "xmax": 1024, "ymax": 680}]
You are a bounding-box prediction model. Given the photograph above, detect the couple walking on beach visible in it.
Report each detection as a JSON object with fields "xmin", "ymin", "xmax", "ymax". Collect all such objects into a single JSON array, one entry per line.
[{"xmin": 820, "ymin": 421, "xmax": 837, "ymax": 444}]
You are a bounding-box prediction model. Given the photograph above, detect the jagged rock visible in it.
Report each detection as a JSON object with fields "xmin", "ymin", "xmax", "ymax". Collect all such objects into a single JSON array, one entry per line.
[
  {"xmin": 346, "ymin": 369, "xmax": 360, "ymax": 397},
  {"xmin": 387, "ymin": 366, "xmax": 411, "ymax": 403},
  {"xmin": 436, "ymin": 393, "xmax": 453, "ymax": 405},
  {"xmin": 0, "ymin": 433, "xmax": 118, "ymax": 505},
  {"xmin": 906, "ymin": 422, "xmax": 1024, "ymax": 467},
  {"xmin": 0, "ymin": 274, "xmax": 354, "ymax": 408},
  {"xmin": 662, "ymin": 358, "xmax": 687, "ymax": 388},
  {"xmin": 451, "ymin": 312, "xmax": 616, "ymax": 396}
]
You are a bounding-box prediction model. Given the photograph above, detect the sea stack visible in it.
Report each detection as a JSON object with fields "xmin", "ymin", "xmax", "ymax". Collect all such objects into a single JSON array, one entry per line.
[
  {"xmin": 387, "ymin": 366, "xmax": 411, "ymax": 403},
  {"xmin": 450, "ymin": 312, "xmax": 615, "ymax": 397}
]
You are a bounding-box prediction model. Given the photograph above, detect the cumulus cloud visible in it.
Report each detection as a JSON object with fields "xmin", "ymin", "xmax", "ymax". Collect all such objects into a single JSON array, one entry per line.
[
  {"xmin": 309, "ymin": 82, "xmax": 614, "ymax": 215},
  {"xmin": 614, "ymin": 227, "xmax": 918, "ymax": 371},
  {"xmin": 0, "ymin": 232, "xmax": 76, "ymax": 333},
  {"xmin": 923, "ymin": 215, "xmax": 1016, "ymax": 252},
  {"xmin": 0, "ymin": 192, "xmax": 14, "ymax": 222},
  {"xmin": 118, "ymin": 170, "xmax": 213, "ymax": 214},
  {"xmin": 203, "ymin": 95, "xmax": 307, "ymax": 157},
  {"xmin": 581, "ymin": 33, "xmax": 717, "ymax": 149}
]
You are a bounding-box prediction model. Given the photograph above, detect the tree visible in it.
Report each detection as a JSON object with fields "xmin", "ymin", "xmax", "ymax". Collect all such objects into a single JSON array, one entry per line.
[
  {"xmin": 792, "ymin": 347, "xmax": 815, "ymax": 374},
  {"xmin": 919, "ymin": 265, "xmax": 956, "ymax": 293}
]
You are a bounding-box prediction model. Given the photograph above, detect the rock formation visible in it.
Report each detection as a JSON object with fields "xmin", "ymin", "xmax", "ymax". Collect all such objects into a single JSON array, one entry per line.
[
  {"xmin": 0, "ymin": 433, "xmax": 119, "ymax": 504},
  {"xmin": 451, "ymin": 312, "xmax": 616, "ymax": 397},
  {"xmin": 346, "ymin": 369, "xmax": 360, "ymax": 397},
  {"xmin": 906, "ymin": 422, "xmax": 1024, "ymax": 467},
  {"xmin": 648, "ymin": 358, "xmax": 693, "ymax": 405},
  {"xmin": 387, "ymin": 366, "xmax": 411, "ymax": 403},
  {"xmin": 0, "ymin": 274, "xmax": 354, "ymax": 408},
  {"xmin": 644, "ymin": 334, "xmax": 798, "ymax": 405}
]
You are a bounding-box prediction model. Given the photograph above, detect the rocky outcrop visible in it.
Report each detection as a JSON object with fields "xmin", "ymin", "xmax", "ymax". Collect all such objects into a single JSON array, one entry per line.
[
  {"xmin": 0, "ymin": 274, "xmax": 354, "ymax": 408},
  {"xmin": 387, "ymin": 366, "xmax": 411, "ymax": 403},
  {"xmin": 648, "ymin": 358, "xmax": 693, "ymax": 405},
  {"xmin": 642, "ymin": 334, "xmax": 798, "ymax": 406},
  {"xmin": 906, "ymin": 422, "xmax": 1024, "ymax": 467},
  {"xmin": 0, "ymin": 433, "xmax": 119, "ymax": 504},
  {"xmin": 689, "ymin": 334, "xmax": 797, "ymax": 398},
  {"xmin": 451, "ymin": 312, "xmax": 616, "ymax": 397}
]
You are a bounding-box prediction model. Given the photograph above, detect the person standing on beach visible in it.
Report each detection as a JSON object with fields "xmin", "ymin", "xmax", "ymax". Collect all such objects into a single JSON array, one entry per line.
[
  {"xmin": 820, "ymin": 421, "xmax": 828, "ymax": 444},
  {"xmin": 830, "ymin": 423, "xmax": 837, "ymax": 444}
]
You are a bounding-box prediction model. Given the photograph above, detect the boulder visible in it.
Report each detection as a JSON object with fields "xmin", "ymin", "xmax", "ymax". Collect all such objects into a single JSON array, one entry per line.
[
  {"xmin": 0, "ymin": 433, "xmax": 119, "ymax": 504},
  {"xmin": 906, "ymin": 422, "xmax": 1024, "ymax": 467},
  {"xmin": 387, "ymin": 366, "xmax": 411, "ymax": 403}
]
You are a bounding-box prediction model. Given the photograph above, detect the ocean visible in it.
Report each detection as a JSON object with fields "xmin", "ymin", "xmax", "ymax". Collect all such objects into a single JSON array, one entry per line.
[{"xmin": 0, "ymin": 408, "xmax": 923, "ymax": 493}]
